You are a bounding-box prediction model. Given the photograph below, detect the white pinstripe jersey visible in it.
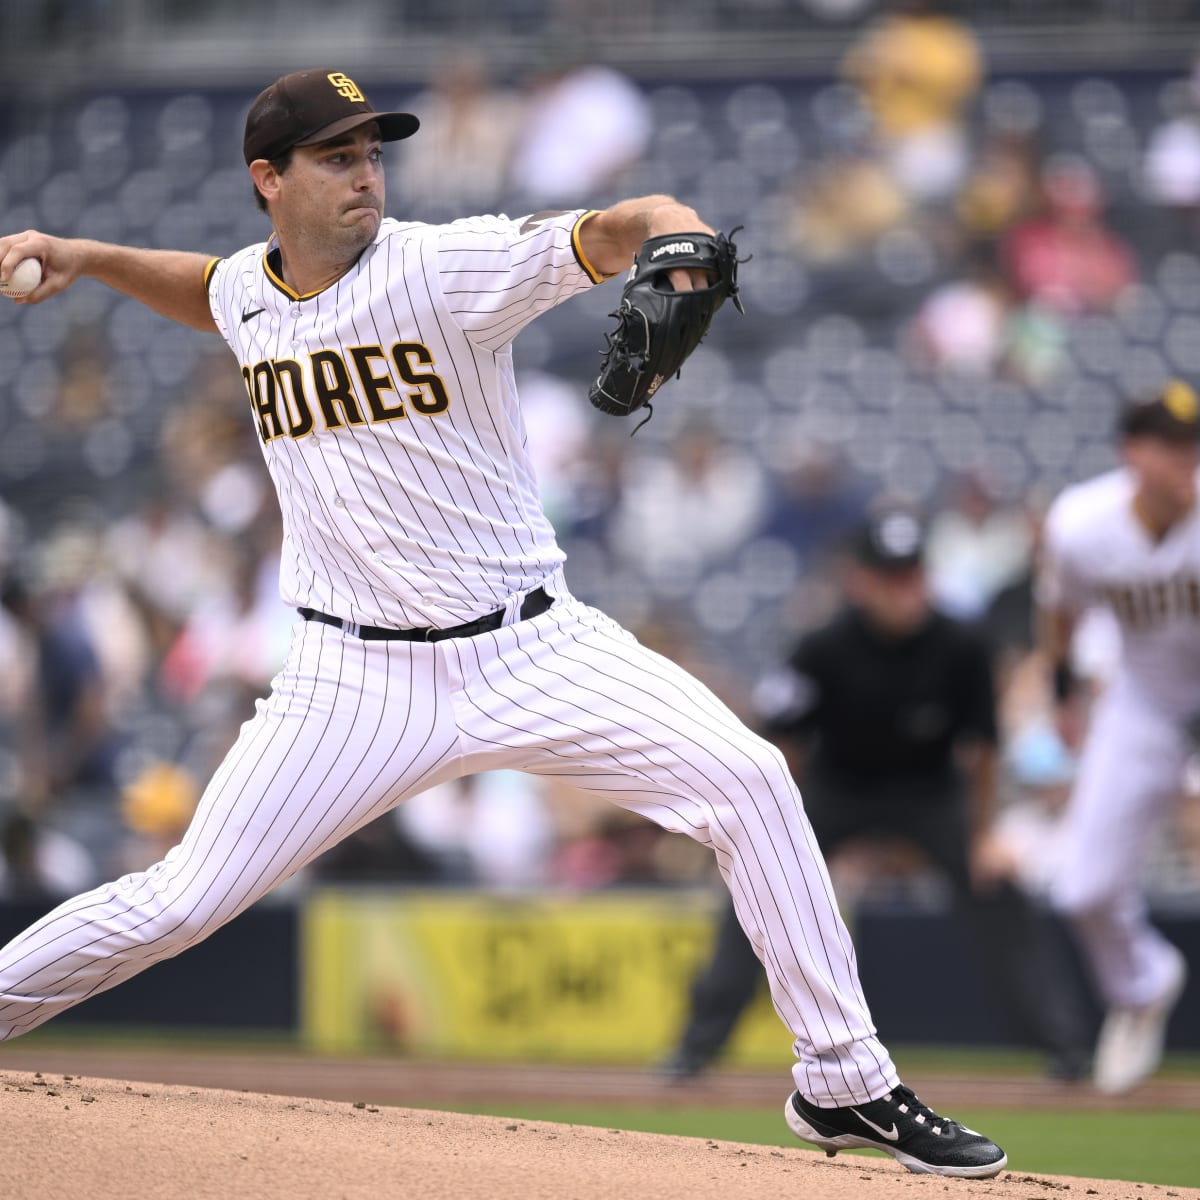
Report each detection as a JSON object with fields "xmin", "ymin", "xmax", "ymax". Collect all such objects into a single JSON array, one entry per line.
[
  {"xmin": 205, "ymin": 209, "xmax": 604, "ymax": 628},
  {"xmin": 1040, "ymin": 466, "xmax": 1200, "ymax": 717}
]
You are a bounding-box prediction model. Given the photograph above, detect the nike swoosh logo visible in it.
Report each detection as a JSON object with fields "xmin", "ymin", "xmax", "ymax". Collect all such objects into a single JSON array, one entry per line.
[
  {"xmin": 241, "ymin": 307, "xmax": 266, "ymax": 323},
  {"xmin": 850, "ymin": 1109, "xmax": 899, "ymax": 1141}
]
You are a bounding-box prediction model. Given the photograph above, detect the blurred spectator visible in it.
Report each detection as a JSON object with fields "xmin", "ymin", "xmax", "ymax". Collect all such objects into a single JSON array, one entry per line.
[
  {"xmin": 507, "ymin": 52, "xmax": 652, "ymax": 206},
  {"xmin": 841, "ymin": 0, "xmax": 984, "ymax": 204},
  {"xmin": 1000, "ymin": 155, "xmax": 1138, "ymax": 317},
  {"xmin": 907, "ymin": 242, "xmax": 1016, "ymax": 378},
  {"xmin": 1001, "ymin": 296, "xmax": 1072, "ymax": 387},
  {"xmin": 0, "ymin": 604, "xmax": 32, "ymax": 758},
  {"xmin": 0, "ymin": 499, "xmax": 29, "ymax": 754},
  {"xmin": 0, "ymin": 586, "xmax": 34, "ymax": 730},
  {"xmin": 1, "ymin": 533, "xmax": 131, "ymax": 806},
  {"xmin": 910, "ymin": 235, "xmax": 1070, "ymax": 391},
  {"xmin": 396, "ymin": 771, "xmax": 556, "ymax": 889},
  {"xmin": 515, "ymin": 369, "xmax": 594, "ymax": 534},
  {"xmin": 786, "ymin": 152, "xmax": 910, "ymax": 266},
  {"xmin": 925, "ymin": 474, "xmax": 1035, "ymax": 620},
  {"xmin": 115, "ymin": 760, "xmax": 199, "ymax": 875},
  {"xmin": 1143, "ymin": 61, "xmax": 1200, "ymax": 245},
  {"xmin": 159, "ymin": 351, "xmax": 265, "ymax": 505},
  {"xmin": 547, "ymin": 789, "xmax": 718, "ymax": 892},
  {"xmin": 159, "ymin": 541, "xmax": 291, "ymax": 706},
  {"xmin": 0, "ymin": 807, "xmax": 95, "ymax": 904},
  {"xmin": 981, "ymin": 540, "xmax": 1040, "ymax": 699},
  {"xmin": 755, "ymin": 441, "xmax": 871, "ymax": 566},
  {"xmin": 610, "ymin": 418, "xmax": 767, "ymax": 590},
  {"xmin": 955, "ymin": 128, "xmax": 1042, "ymax": 239},
  {"xmin": 556, "ymin": 424, "xmax": 627, "ymax": 549},
  {"xmin": 53, "ymin": 326, "xmax": 114, "ymax": 431},
  {"xmin": 309, "ymin": 810, "xmax": 442, "ymax": 884},
  {"xmin": 106, "ymin": 495, "xmax": 236, "ymax": 656},
  {"xmin": 391, "ymin": 49, "xmax": 523, "ymax": 220},
  {"xmin": 552, "ymin": 808, "xmax": 670, "ymax": 889}
]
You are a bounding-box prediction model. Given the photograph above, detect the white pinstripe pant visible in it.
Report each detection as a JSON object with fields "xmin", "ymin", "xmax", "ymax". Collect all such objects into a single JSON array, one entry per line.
[
  {"xmin": 1051, "ymin": 678, "xmax": 1188, "ymax": 1010},
  {"xmin": 0, "ymin": 592, "xmax": 898, "ymax": 1106}
]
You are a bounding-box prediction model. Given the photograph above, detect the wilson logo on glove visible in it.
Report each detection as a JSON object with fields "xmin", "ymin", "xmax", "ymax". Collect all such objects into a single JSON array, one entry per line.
[
  {"xmin": 589, "ymin": 228, "xmax": 745, "ymax": 428},
  {"xmin": 650, "ymin": 241, "xmax": 697, "ymax": 259}
]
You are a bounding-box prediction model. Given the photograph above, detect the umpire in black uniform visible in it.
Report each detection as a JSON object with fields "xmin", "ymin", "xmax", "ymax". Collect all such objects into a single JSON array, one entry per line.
[{"xmin": 662, "ymin": 507, "xmax": 1089, "ymax": 1081}]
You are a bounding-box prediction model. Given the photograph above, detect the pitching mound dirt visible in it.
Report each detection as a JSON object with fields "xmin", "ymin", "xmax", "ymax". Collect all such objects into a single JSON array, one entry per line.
[{"xmin": 0, "ymin": 1070, "xmax": 1193, "ymax": 1200}]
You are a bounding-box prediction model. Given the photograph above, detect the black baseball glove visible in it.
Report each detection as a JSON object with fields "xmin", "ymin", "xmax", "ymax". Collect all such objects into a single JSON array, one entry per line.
[{"xmin": 588, "ymin": 228, "xmax": 744, "ymax": 421}]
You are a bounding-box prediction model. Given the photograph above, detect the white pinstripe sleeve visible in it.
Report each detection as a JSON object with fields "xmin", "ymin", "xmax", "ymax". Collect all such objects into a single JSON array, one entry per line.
[
  {"xmin": 436, "ymin": 210, "xmax": 608, "ymax": 352},
  {"xmin": 205, "ymin": 242, "xmax": 267, "ymax": 348}
]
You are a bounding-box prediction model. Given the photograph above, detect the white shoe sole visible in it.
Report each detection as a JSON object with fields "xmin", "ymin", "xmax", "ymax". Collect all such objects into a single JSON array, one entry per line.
[
  {"xmin": 1094, "ymin": 951, "xmax": 1188, "ymax": 1095},
  {"xmin": 784, "ymin": 1096, "xmax": 1008, "ymax": 1179}
]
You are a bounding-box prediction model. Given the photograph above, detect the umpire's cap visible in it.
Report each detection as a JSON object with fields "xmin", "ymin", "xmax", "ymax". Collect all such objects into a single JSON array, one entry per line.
[
  {"xmin": 243, "ymin": 69, "xmax": 419, "ymax": 165},
  {"xmin": 1120, "ymin": 379, "xmax": 1200, "ymax": 443},
  {"xmin": 851, "ymin": 507, "xmax": 926, "ymax": 572}
]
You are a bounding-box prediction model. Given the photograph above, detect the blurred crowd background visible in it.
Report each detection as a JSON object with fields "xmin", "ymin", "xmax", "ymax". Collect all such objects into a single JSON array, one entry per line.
[{"xmin": 1, "ymin": 0, "xmax": 1199, "ymax": 915}]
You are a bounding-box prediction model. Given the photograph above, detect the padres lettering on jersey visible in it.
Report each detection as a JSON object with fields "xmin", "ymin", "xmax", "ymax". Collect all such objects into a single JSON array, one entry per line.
[
  {"xmin": 1102, "ymin": 576, "xmax": 1200, "ymax": 629},
  {"xmin": 242, "ymin": 342, "xmax": 451, "ymax": 442},
  {"xmin": 1041, "ymin": 466, "xmax": 1200, "ymax": 715},
  {"xmin": 205, "ymin": 210, "xmax": 602, "ymax": 629}
]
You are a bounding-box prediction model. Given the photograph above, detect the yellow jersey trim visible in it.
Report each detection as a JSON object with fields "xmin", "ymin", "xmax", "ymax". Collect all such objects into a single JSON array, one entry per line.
[
  {"xmin": 572, "ymin": 211, "xmax": 615, "ymax": 284},
  {"xmin": 261, "ymin": 235, "xmax": 334, "ymax": 301},
  {"xmin": 203, "ymin": 257, "xmax": 222, "ymax": 291},
  {"xmin": 262, "ymin": 238, "xmax": 312, "ymax": 300}
]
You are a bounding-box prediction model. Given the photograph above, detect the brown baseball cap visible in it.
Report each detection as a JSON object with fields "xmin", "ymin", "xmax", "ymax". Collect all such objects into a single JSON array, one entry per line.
[
  {"xmin": 1120, "ymin": 379, "xmax": 1200, "ymax": 443},
  {"xmin": 243, "ymin": 69, "xmax": 419, "ymax": 165}
]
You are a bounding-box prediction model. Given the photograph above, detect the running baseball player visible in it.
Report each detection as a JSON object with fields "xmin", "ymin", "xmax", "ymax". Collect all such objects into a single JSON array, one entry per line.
[
  {"xmin": 1040, "ymin": 380, "xmax": 1197, "ymax": 1093},
  {"xmin": 0, "ymin": 69, "xmax": 1005, "ymax": 1177}
]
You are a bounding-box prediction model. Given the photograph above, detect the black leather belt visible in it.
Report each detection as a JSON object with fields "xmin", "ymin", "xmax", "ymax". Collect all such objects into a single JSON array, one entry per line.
[{"xmin": 299, "ymin": 586, "xmax": 553, "ymax": 643}]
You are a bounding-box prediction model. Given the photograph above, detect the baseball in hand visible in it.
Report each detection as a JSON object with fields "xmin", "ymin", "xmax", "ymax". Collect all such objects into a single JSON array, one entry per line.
[{"xmin": 0, "ymin": 258, "xmax": 43, "ymax": 298}]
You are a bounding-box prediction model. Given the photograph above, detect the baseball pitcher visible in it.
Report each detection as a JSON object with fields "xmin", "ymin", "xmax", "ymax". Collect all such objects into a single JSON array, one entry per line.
[{"xmin": 0, "ymin": 69, "xmax": 1005, "ymax": 1177}]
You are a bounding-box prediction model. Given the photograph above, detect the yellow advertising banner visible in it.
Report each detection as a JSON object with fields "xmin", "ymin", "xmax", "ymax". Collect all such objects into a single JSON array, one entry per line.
[{"xmin": 302, "ymin": 888, "xmax": 793, "ymax": 1065}]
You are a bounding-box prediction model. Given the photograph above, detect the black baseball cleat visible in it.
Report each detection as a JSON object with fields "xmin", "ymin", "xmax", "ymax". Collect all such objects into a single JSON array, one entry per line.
[{"xmin": 786, "ymin": 1085, "xmax": 1008, "ymax": 1179}]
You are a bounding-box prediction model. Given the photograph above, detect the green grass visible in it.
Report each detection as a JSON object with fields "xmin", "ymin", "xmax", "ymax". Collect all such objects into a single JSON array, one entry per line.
[
  {"xmin": 429, "ymin": 1102, "xmax": 1200, "ymax": 1188},
  {"xmin": 21, "ymin": 1028, "xmax": 1200, "ymax": 1075},
  {"xmin": 889, "ymin": 1044, "xmax": 1200, "ymax": 1080}
]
